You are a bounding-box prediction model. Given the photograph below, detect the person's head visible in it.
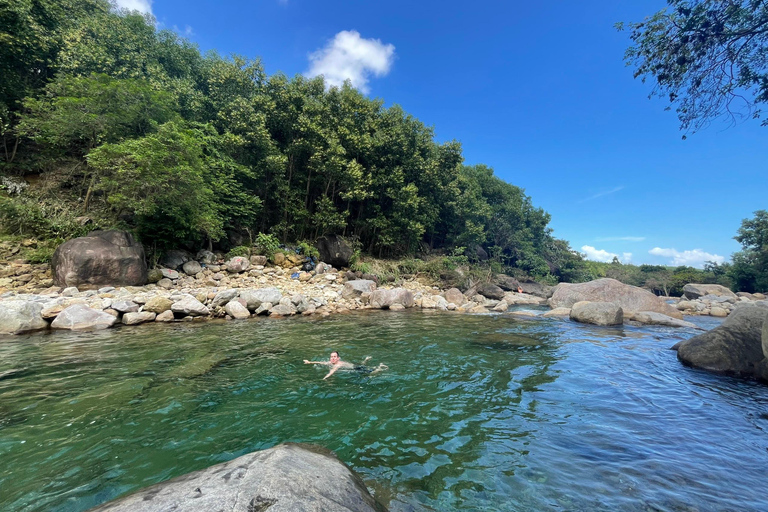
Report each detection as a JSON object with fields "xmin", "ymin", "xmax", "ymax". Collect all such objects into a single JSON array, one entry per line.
[{"xmin": 330, "ymin": 351, "xmax": 340, "ymax": 363}]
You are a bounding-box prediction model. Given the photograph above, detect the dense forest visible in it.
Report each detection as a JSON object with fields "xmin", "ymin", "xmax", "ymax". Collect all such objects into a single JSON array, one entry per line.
[{"xmin": 0, "ymin": 0, "xmax": 765, "ymax": 291}]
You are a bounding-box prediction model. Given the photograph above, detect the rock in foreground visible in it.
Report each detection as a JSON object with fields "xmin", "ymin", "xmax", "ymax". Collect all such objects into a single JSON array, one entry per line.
[
  {"xmin": 674, "ymin": 303, "xmax": 768, "ymax": 382},
  {"xmin": 550, "ymin": 278, "xmax": 682, "ymax": 319},
  {"xmin": 87, "ymin": 443, "xmax": 386, "ymax": 512},
  {"xmin": 569, "ymin": 301, "xmax": 623, "ymax": 326}
]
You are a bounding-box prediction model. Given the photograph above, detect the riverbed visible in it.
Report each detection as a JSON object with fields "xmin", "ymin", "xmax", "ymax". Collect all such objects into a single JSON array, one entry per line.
[{"xmin": 1, "ymin": 309, "xmax": 766, "ymax": 511}]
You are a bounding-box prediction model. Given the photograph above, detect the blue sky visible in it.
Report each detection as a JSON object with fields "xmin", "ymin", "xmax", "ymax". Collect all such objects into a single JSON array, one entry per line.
[{"xmin": 120, "ymin": 0, "xmax": 767, "ymax": 267}]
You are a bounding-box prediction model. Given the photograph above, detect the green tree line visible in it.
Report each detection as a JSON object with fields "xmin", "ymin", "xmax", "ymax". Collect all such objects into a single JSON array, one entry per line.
[{"xmin": 0, "ymin": 0, "xmax": 583, "ymax": 281}]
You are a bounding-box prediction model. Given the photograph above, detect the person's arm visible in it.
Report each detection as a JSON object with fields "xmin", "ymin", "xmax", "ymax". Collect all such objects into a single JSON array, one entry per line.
[
  {"xmin": 323, "ymin": 363, "xmax": 342, "ymax": 380},
  {"xmin": 304, "ymin": 360, "xmax": 329, "ymax": 365}
]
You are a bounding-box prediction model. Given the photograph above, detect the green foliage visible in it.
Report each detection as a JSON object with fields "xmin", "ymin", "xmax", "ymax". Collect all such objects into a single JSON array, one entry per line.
[
  {"xmin": 621, "ymin": 0, "xmax": 768, "ymax": 133},
  {"xmin": 297, "ymin": 240, "xmax": 319, "ymax": 259},
  {"xmin": 0, "ymin": 195, "xmax": 91, "ymax": 239},
  {"xmin": 254, "ymin": 232, "xmax": 280, "ymax": 258},
  {"xmin": 226, "ymin": 245, "xmax": 250, "ymax": 258},
  {"xmin": 727, "ymin": 210, "xmax": 768, "ymax": 292}
]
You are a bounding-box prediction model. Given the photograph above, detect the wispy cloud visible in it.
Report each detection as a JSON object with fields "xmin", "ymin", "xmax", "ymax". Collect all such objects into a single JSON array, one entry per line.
[
  {"xmin": 581, "ymin": 245, "xmax": 632, "ymax": 263},
  {"xmin": 579, "ymin": 186, "xmax": 624, "ymax": 203},
  {"xmin": 173, "ymin": 25, "xmax": 194, "ymax": 37},
  {"xmin": 114, "ymin": 0, "xmax": 152, "ymax": 15},
  {"xmin": 648, "ymin": 247, "xmax": 724, "ymax": 268},
  {"xmin": 595, "ymin": 236, "xmax": 646, "ymax": 242},
  {"xmin": 306, "ymin": 30, "xmax": 395, "ymax": 94}
]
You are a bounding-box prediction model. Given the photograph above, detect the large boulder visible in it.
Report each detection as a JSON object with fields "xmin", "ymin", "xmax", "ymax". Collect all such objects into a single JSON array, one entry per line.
[
  {"xmin": 763, "ymin": 308, "xmax": 768, "ymax": 359},
  {"xmin": 51, "ymin": 230, "xmax": 147, "ymax": 289},
  {"xmin": 0, "ymin": 300, "xmax": 48, "ymax": 334},
  {"xmin": 675, "ymin": 303, "xmax": 768, "ymax": 381},
  {"xmin": 549, "ymin": 278, "xmax": 682, "ymax": 319},
  {"xmin": 569, "ymin": 301, "xmax": 623, "ymax": 326},
  {"xmin": 519, "ymin": 281, "xmax": 555, "ymax": 299},
  {"xmin": 477, "ymin": 283, "xmax": 505, "ymax": 300},
  {"xmin": 494, "ymin": 274, "xmax": 521, "ymax": 291},
  {"xmin": 342, "ymin": 280, "xmax": 377, "ymax": 299},
  {"xmin": 316, "ymin": 235, "xmax": 353, "ymax": 268},
  {"xmin": 370, "ymin": 288, "xmax": 414, "ymax": 309},
  {"xmin": 682, "ymin": 283, "xmax": 737, "ymax": 300},
  {"xmin": 160, "ymin": 250, "xmax": 191, "ymax": 269},
  {"xmin": 171, "ymin": 295, "xmax": 210, "ymax": 317},
  {"xmin": 444, "ymin": 288, "xmax": 464, "ymax": 305},
  {"xmin": 87, "ymin": 443, "xmax": 386, "ymax": 512},
  {"xmin": 50, "ymin": 304, "xmax": 117, "ymax": 331},
  {"xmin": 240, "ymin": 288, "xmax": 282, "ymax": 310}
]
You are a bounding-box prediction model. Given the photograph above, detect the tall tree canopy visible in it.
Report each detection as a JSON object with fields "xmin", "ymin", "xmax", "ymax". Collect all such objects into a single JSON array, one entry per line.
[{"xmin": 621, "ymin": 0, "xmax": 768, "ymax": 134}]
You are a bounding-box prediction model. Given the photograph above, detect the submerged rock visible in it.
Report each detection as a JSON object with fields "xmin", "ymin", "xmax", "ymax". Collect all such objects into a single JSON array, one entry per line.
[{"xmin": 87, "ymin": 443, "xmax": 387, "ymax": 512}]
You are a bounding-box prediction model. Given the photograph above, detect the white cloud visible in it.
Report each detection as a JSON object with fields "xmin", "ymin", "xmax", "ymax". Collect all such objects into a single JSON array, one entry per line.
[
  {"xmin": 595, "ymin": 236, "xmax": 646, "ymax": 242},
  {"xmin": 579, "ymin": 186, "xmax": 624, "ymax": 203},
  {"xmin": 114, "ymin": 0, "xmax": 152, "ymax": 14},
  {"xmin": 306, "ymin": 30, "xmax": 395, "ymax": 94},
  {"xmin": 581, "ymin": 245, "xmax": 631, "ymax": 263},
  {"xmin": 648, "ymin": 247, "xmax": 725, "ymax": 268}
]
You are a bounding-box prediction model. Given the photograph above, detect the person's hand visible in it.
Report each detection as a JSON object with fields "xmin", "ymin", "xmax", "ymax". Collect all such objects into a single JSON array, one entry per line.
[{"xmin": 303, "ymin": 360, "xmax": 310, "ymax": 364}]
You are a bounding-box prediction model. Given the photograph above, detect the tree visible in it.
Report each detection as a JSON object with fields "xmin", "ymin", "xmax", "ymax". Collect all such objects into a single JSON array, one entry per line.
[
  {"xmin": 621, "ymin": 0, "xmax": 768, "ymax": 134},
  {"xmin": 728, "ymin": 209, "xmax": 768, "ymax": 292}
]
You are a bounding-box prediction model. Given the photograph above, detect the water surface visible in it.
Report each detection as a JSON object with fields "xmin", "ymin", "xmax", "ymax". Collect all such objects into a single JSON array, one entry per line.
[{"xmin": 0, "ymin": 309, "xmax": 766, "ymax": 511}]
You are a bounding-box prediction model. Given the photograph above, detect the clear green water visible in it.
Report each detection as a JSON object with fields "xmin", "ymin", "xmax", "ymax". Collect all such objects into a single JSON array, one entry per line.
[{"xmin": 0, "ymin": 309, "xmax": 766, "ymax": 512}]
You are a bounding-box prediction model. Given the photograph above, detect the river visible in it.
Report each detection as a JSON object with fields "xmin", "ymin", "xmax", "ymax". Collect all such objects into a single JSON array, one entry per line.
[{"xmin": 0, "ymin": 309, "xmax": 766, "ymax": 511}]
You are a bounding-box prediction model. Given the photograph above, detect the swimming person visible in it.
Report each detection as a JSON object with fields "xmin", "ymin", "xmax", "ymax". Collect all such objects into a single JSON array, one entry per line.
[{"xmin": 304, "ymin": 351, "xmax": 387, "ymax": 380}]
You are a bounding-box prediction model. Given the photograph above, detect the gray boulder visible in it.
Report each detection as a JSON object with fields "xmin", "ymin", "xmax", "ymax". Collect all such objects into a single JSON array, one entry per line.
[
  {"xmin": 51, "ymin": 304, "xmax": 117, "ymax": 331},
  {"xmin": 211, "ymin": 289, "xmax": 239, "ymax": 308},
  {"xmin": 0, "ymin": 300, "xmax": 48, "ymax": 334},
  {"xmin": 182, "ymin": 260, "xmax": 202, "ymax": 276},
  {"xmin": 675, "ymin": 303, "xmax": 768, "ymax": 381},
  {"xmin": 630, "ymin": 311, "xmax": 699, "ymax": 329},
  {"xmin": 570, "ymin": 301, "xmax": 623, "ymax": 326},
  {"xmin": 111, "ymin": 300, "xmax": 139, "ymax": 313},
  {"xmin": 316, "ymin": 235, "xmax": 353, "ymax": 268},
  {"xmin": 683, "ymin": 283, "xmax": 737, "ymax": 300},
  {"xmin": 519, "ymin": 281, "xmax": 555, "ymax": 299},
  {"xmin": 227, "ymin": 256, "xmax": 250, "ymax": 273},
  {"xmin": 87, "ymin": 443, "xmax": 386, "ymax": 512},
  {"xmin": 224, "ymin": 300, "xmax": 251, "ymax": 319},
  {"xmin": 763, "ymin": 308, "xmax": 768, "ymax": 359},
  {"xmin": 160, "ymin": 268, "xmax": 180, "ymax": 280},
  {"xmin": 195, "ymin": 249, "xmax": 216, "ymax": 265},
  {"xmin": 342, "ymin": 280, "xmax": 377, "ymax": 299},
  {"xmin": 122, "ymin": 311, "xmax": 156, "ymax": 325},
  {"xmin": 444, "ymin": 288, "xmax": 464, "ymax": 305},
  {"xmin": 240, "ymin": 288, "xmax": 282, "ymax": 311},
  {"xmin": 143, "ymin": 296, "xmax": 173, "ymax": 314},
  {"xmin": 550, "ymin": 278, "xmax": 682, "ymax": 319},
  {"xmin": 370, "ymin": 288, "xmax": 414, "ymax": 309},
  {"xmin": 494, "ymin": 274, "xmax": 521, "ymax": 291},
  {"xmin": 51, "ymin": 230, "xmax": 147, "ymax": 289},
  {"xmin": 171, "ymin": 295, "xmax": 210, "ymax": 317},
  {"xmin": 160, "ymin": 250, "xmax": 191, "ymax": 269},
  {"xmin": 477, "ymin": 283, "xmax": 505, "ymax": 300}
]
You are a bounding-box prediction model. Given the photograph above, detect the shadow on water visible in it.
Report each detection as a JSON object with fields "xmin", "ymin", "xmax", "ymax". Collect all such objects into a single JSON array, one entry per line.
[{"xmin": 0, "ymin": 309, "xmax": 766, "ymax": 512}]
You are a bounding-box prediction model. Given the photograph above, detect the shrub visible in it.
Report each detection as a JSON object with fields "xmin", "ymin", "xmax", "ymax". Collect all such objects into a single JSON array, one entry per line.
[
  {"xmin": 254, "ymin": 232, "xmax": 280, "ymax": 258},
  {"xmin": 297, "ymin": 240, "xmax": 320, "ymax": 259},
  {"xmin": 226, "ymin": 245, "xmax": 251, "ymax": 259}
]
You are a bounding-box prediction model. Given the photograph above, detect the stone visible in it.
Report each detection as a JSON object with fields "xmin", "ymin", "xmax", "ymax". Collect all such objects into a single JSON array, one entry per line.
[
  {"xmin": 341, "ymin": 280, "xmax": 376, "ymax": 299},
  {"xmin": 543, "ymin": 307, "xmax": 571, "ymax": 317},
  {"xmin": 62, "ymin": 286, "xmax": 79, "ymax": 297},
  {"xmin": 444, "ymin": 288, "xmax": 464, "ymax": 305},
  {"xmin": 477, "ymin": 283, "xmax": 505, "ymax": 300},
  {"xmin": 224, "ymin": 300, "xmax": 251, "ymax": 319},
  {"xmin": 157, "ymin": 278, "xmax": 173, "ymax": 289},
  {"xmin": 147, "ymin": 269, "xmax": 163, "ymax": 283},
  {"xmin": 676, "ymin": 301, "xmax": 697, "ymax": 311},
  {"xmin": 682, "ymin": 283, "xmax": 737, "ymax": 300},
  {"xmin": 630, "ymin": 311, "xmax": 699, "ymax": 329},
  {"xmin": 160, "ymin": 268, "xmax": 180, "ymax": 280},
  {"xmin": 675, "ymin": 303, "xmax": 768, "ymax": 381},
  {"xmin": 250, "ymin": 254, "xmax": 267, "ymax": 266},
  {"xmin": 519, "ymin": 281, "xmax": 555, "ymax": 299},
  {"xmin": 211, "ymin": 289, "xmax": 239, "ymax": 308},
  {"xmin": 143, "ymin": 296, "xmax": 173, "ymax": 314},
  {"xmin": 171, "ymin": 295, "xmax": 210, "ymax": 317},
  {"xmin": 549, "ymin": 278, "xmax": 682, "ymax": 319},
  {"xmin": 710, "ymin": 307, "xmax": 729, "ymax": 317},
  {"xmin": 240, "ymin": 287, "xmax": 282, "ymax": 310},
  {"xmin": 122, "ymin": 311, "xmax": 156, "ymax": 325},
  {"xmin": 270, "ymin": 303, "xmax": 297, "ymax": 316},
  {"xmin": 273, "ymin": 252, "xmax": 286, "ymax": 265},
  {"xmin": 51, "ymin": 230, "xmax": 147, "ymax": 289},
  {"xmin": 160, "ymin": 250, "xmax": 191, "ymax": 269},
  {"xmin": 494, "ymin": 274, "xmax": 521, "ymax": 291},
  {"xmin": 569, "ymin": 301, "xmax": 623, "ymax": 326},
  {"xmin": 316, "ymin": 235, "xmax": 353, "ymax": 268},
  {"xmin": 226, "ymin": 256, "xmax": 250, "ymax": 273},
  {"xmin": 0, "ymin": 300, "xmax": 48, "ymax": 334},
  {"xmin": 111, "ymin": 300, "xmax": 140, "ymax": 313},
  {"xmin": 762, "ymin": 309, "xmax": 768, "ymax": 359},
  {"xmin": 469, "ymin": 305, "xmax": 489, "ymax": 313},
  {"xmin": 389, "ymin": 303, "xmax": 406, "ymax": 311},
  {"xmin": 155, "ymin": 310, "xmax": 175, "ymax": 322},
  {"xmin": 182, "ymin": 260, "xmax": 202, "ymax": 276},
  {"xmin": 87, "ymin": 443, "xmax": 385, "ymax": 512},
  {"xmin": 369, "ymin": 288, "xmax": 414, "ymax": 309},
  {"xmin": 492, "ymin": 300, "xmax": 509, "ymax": 312},
  {"xmin": 51, "ymin": 304, "xmax": 117, "ymax": 331}
]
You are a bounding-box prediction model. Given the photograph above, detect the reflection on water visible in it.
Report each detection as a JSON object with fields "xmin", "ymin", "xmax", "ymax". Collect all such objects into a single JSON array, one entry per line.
[{"xmin": 0, "ymin": 310, "xmax": 767, "ymax": 511}]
